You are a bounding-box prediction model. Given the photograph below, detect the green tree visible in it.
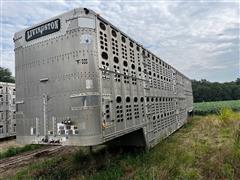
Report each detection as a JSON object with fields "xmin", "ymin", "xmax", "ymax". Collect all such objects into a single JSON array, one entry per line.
[
  {"xmin": 0, "ymin": 67, "xmax": 15, "ymax": 83},
  {"xmin": 192, "ymin": 79, "xmax": 240, "ymax": 102},
  {"xmin": 236, "ymin": 78, "xmax": 240, "ymax": 85}
]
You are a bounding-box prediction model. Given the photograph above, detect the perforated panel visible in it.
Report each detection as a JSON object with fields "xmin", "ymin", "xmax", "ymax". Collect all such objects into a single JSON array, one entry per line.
[{"xmin": 97, "ymin": 16, "xmax": 193, "ymax": 147}]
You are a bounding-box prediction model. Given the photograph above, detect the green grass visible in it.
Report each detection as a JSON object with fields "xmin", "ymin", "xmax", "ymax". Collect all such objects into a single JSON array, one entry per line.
[
  {"xmin": 10, "ymin": 109, "xmax": 240, "ymax": 179},
  {"xmin": 14, "ymin": 157, "xmax": 66, "ymax": 180},
  {"xmin": 0, "ymin": 144, "xmax": 42, "ymax": 160},
  {"xmin": 194, "ymin": 99, "xmax": 240, "ymax": 115}
]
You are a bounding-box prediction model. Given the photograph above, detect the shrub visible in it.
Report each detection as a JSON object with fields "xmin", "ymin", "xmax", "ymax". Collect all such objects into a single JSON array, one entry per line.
[{"xmin": 218, "ymin": 107, "xmax": 234, "ymax": 123}]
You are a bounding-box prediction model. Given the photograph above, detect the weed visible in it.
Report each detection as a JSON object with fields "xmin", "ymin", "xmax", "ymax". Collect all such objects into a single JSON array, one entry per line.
[
  {"xmin": 222, "ymin": 163, "xmax": 234, "ymax": 179},
  {"xmin": 89, "ymin": 163, "xmax": 123, "ymax": 180},
  {"xmin": 234, "ymin": 126, "xmax": 240, "ymax": 147},
  {"xmin": 218, "ymin": 107, "xmax": 234, "ymax": 123}
]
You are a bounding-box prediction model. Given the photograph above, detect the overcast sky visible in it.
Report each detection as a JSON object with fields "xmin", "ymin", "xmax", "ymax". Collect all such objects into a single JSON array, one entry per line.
[{"xmin": 0, "ymin": 0, "xmax": 239, "ymax": 82}]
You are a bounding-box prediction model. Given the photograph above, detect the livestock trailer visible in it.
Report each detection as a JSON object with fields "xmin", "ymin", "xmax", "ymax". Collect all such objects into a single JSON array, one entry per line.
[
  {"xmin": 0, "ymin": 82, "xmax": 16, "ymax": 139},
  {"xmin": 13, "ymin": 8, "xmax": 193, "ymax": 148}
]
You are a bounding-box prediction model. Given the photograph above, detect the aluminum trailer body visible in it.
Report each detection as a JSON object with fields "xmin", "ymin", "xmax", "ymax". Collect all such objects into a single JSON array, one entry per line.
[{"xmin": 14, "ymin": 8, "xmax": 193, "ymax": 148}]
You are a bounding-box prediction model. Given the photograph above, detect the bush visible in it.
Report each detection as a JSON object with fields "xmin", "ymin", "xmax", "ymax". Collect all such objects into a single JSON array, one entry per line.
[{"xmin": 218, "ymin": 107, "xmax": 234, "ymax": 123}]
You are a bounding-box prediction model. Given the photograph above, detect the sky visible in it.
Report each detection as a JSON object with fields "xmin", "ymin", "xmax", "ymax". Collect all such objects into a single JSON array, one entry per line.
[{"xmin": 0, "ymin": 0, "xmax": 239, "ymax": 82}]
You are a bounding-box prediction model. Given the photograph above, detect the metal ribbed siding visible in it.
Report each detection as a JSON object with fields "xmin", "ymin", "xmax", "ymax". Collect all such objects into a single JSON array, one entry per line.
[
  {"xmin": 96, "ymin": 17, "xmax": 193, "ymax": 147},
  {"xmin": 14, "ymin": 8, "xmax": 193, "ymax": 148}
]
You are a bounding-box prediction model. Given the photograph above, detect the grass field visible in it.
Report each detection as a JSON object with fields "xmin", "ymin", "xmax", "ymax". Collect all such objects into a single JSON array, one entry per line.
[
  {"xmin": 194, "ymin": 99, "xmax": 240, "ymax": 115},
  {"xmin": 8, "ymin": 108, "xmax": 240, "ymax": 179}
]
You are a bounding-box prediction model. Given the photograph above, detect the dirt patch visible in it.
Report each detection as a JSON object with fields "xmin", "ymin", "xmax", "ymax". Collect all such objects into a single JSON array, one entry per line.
[{"xmin": 0, "ymin": 139, "xmax": 23, "ymax": 153}]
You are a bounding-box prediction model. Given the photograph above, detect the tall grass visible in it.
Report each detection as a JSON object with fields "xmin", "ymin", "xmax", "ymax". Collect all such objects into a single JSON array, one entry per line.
[
  {"xmin": 218, "ymin": 107, "xmax": 235, "ymax": 123},
  {"xmin": 0, "ymin": 144, "xmax": 42, "ymax": 159},
  {"xmin": 10, "ymin": 110, "xmax": 240, "ymax": 179}
]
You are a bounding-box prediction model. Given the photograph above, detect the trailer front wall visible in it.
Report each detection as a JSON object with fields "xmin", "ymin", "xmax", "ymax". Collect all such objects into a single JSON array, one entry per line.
[{"xmin": 14, "ymin": 9, "xmax": 103, "ymax": 145}]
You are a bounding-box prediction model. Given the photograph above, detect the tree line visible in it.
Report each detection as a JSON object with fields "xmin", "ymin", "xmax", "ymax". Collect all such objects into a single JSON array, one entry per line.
[{"xmin": 192, "ymin": 79, "xmax": 240, "ymax": 102}]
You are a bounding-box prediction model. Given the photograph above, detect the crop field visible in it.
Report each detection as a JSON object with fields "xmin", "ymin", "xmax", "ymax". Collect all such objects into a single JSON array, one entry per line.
[
  {"xmin": 0, "ymin": 108, "xmax": 239, "ymax": 179},
  {"xmin": 194, "ymin": 100, "xmax": 240, "ymax": 115}
]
